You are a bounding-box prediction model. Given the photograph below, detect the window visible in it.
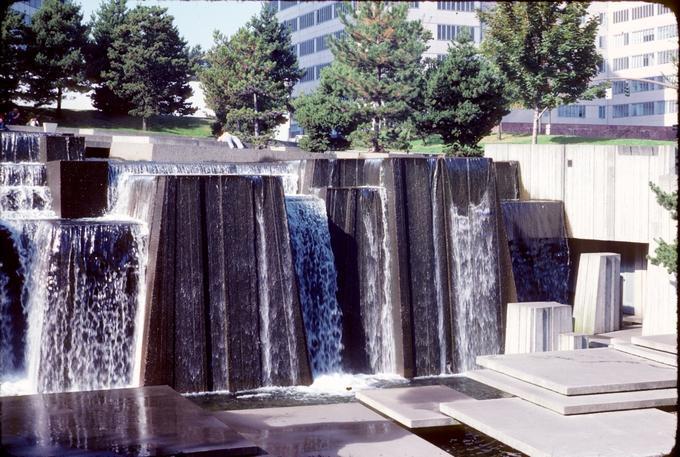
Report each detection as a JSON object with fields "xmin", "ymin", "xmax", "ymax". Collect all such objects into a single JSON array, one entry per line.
[
  {"xmin": 598, "ymin": 106, "xmax": 606, "ymax": 119},
  {"xmin": 437, "ymin": 24, "xmax": 475, "ymax": 41},
  {"xmin": 409, "ymin": 1, "xmax": 419, "ymax": 8},
  {"xmin": 283, "ymin": 18, "xmax": 298, "ymax": 32},
  {"xmin": 299, "ymin": 39, "xmax": 315, "ymax": 56},
  {"xmin": 557, "ymin": 105, "xmax": 586, "ymax": 118},
  {"xmin": 657, "ymin": 4, "xmax": 671, "ymax": 15},
  {"xmin": 598, "ymin": 12, "xmax": 607, "ymax": 26},
  {"xmin": 597, "ymin": 59, "xmax": 606, "ymax": 73},
  {"xmin": 299, "ymin": 11, "xmax": 315, "ymax": 29},
  {"xmin": 612, "ymin": 104, "xmax": 629, "ymax": 118},
  {"xmin": 300, "ymin": 67, "xmax": 315, "ymax": 83},
  {"xmin": 631, "ymin": 29, "xmax": 654, "ymax": 44},
  {"xmin": 613, "ymin": 57, "xmax": 629, "ymax": 71},
  {"xmin": 334, "ymin": 2, "xmax": 351, "ymax": 18},
  {"xmin": 316, "ymin": 34, "xmax": 330, "ymax": 52},
  {"xmin": 317, "ymin": 4, "xmax": 333, "ymax": 23},
  {"xmin": 612, "ymin": 33, "xmax": 629, "ymax": 47},
  {"xmin": 658, "ymin": 49, "xmax": 678, "ymax": 65},
  {"xmin": 280, "ymin": 0, "xmax": 297, "ymax": 10},
  {"xmin": 655, "ymin": 100, "xmax": 666, "ymax": 114},
  {"xmin": 658, "ymin": 24, "xmax": 678, "ymax": 40},
  {"xmin": 613, "ymin": 9, "xmax": 629, "ymax": 23},
  {"xmin": 631, "ymin": 53, "xmax": 654, "ymax": 68},
  {"xmin": 437, "ymin": 2, "xmax": 475, "ymax": 12},
  {"xmin": 630, "ymin": 102, "xmax": 655, "ymax": 116},
  {"xmin": 612, "ymin": 80, "xmax": 626, "ymax": 95},
  {"xmin": 631, "ymin": 4, "xmax": 654, "ymax": 20},
  {"xmin": 315, "ymin": 63, "xmax": 331, "ymax": 79},
  {"xmin": 267, "ymin": 1, "xmax": 279, "ymax": 12},
  {"xmin": 334, "ymin": 30, "xmax": 346, "ymax": 40},
  {"xmin": 598, "ymin": 36, "xmax": 605, "ymax": 48},
  {"xmin": 289, "ymin": 44, "xmax": 297, "ymax": 57}
]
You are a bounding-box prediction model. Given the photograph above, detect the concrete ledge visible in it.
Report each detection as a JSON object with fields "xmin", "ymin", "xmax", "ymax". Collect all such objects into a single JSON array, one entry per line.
[
  {"xmin": 466, "ymin": 369, "xmax": 677, "ymax": 415},
  {"xmin": 355, "ymin": 385, "xmax": 468, "ymax": 428},
  {"xmin": 611, "ymin": 343, "xmax": 677, "ymax": 367},
  {"xmin": 439, "ymin": 397, "xmax": 675, "ymax": 457},
  {"xmin": 631, "ymin": 334, "xmax": 677, "ymax": 354}
]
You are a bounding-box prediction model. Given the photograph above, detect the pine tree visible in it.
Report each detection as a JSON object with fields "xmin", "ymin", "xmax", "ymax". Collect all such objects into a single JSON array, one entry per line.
[
  {"xmin": 23, "ymin": 0, "xmax": 89, "ymax": 117},
  {"xmin": 330, "ymin": 1, "xmax": 431, "ymax": 152},
  {"xmin": 0, "ymin": 6, "xmax": 26, "ymax": 112},
  {"xmin": 649, "ymin": 182, "xmax": 677, "ymax": 275},
  {"xmin": 422, "ymin": 35, "xmax": 509, "ymax": 156},
  {"xmin": 87, "ymin": 0, "xmax": 131, "ymax": 115},
  {"xmin": 105, "ymin": 6, "xmax": 195, "ymax": 130},
  {"xmin": 479, "ymin": 2, "xmax": 606, "ymax": 144}
]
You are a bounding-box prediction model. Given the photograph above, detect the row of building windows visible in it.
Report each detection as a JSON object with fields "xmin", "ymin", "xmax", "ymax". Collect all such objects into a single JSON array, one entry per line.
[
  {"xmin": 609, "ymin": 25, "xmax": 678, "ymax": 49},
  {"xmin": 437, "ymin": 1, "xmax": 476, "ymax": 12},
  {"xmin": 558, "ymin": 101, "xmax": 678, "ymax": 119},
  {"xmin": 436, "ymin": 24, "xmax": 477, "ymax": 42},
  {"xmin": 611, "ymin": 76, "xmax": 667, "ymax": 95},
  {"xmin": 291, "ymin": 31, "xmax": 344, "ymax": 57},
  {"xmin": 299, "ymin": 63, "xmax": 333, "ymax": 83},
  {"xmin": 612, "ymin": 3, "xmax": 662, "ymax": 24}
]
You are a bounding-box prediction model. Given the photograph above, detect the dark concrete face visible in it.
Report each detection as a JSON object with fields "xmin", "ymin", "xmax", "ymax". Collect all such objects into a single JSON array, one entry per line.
[
  {"xmin": 42, "ymin": 135, "xmax": 85, "ymax": 162},
  {"xmin": 0, "ymin": 385, "xmax": 261, "ymax": 456},
  {"xmin": 46, "ymin": 161, "xmax": 110, "ymax": 219},
  {"xmin": 493, "ymin": 161, "xmax": 520, "ymax": 200}
]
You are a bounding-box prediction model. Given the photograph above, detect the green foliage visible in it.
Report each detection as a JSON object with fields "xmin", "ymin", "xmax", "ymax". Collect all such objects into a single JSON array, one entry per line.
[
  {"xmin": 23, "ymin": 0, "xmax": 89, "ymax": 115},
  {"xmin": 648, "ymin": 182, "xmax": 678, "ymax": 275},
  {"xmin": 201, "ymin": 5, "xmax": 300, "ymax": 146},
  {"xmin": 422, "ymin": 37, "xmax": 509, "ymax": 150},
  {"xmin": 87, "ymin": 0, "xmax": 132, "ymax": 115},
  {"xmin": 329, "ymin": 1, "xmax": 431, "ymax": 152},
  {"xmin": 479, "ymin": 2, "xmax": 606, "ymax": 143},
  {"xmin": 105, "ymin": 5, "xmax": 195, "ymax": 129},
  {"xmin": 0, "ymin": 7, "xmax": 26, "ymax": 112},
  {"xmin": 444, "ymin": 143, "xmax": 484, "ymax": 157}
]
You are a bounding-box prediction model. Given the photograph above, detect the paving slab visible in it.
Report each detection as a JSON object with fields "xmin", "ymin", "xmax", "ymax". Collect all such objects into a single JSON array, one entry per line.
[
  {"xmin": 216, "ymin": 403, "xmax": 450, "ymax": 457},
  {"xmin": 612, "ymin": 343, "xmax": 677, "ymax": 366},
  {"xmin": 439, "ymin": 397, "xmax": 675, "ymax": 457},
  {"xmin": 477, "ymin": 347, "xmax": 676, "ymax": 395},
  {"xmin": 631, "ymin": 333, "xmax": 677, "ymax": 354},
  {"xmin": 466, "ymin": 369, "xmax": 677, "ymax": 415},
  {"xmin": 0, "ymin": 385, "xmax": 260, "ymax": 456},
  {"xmin": 596, "ymin": 326, "xmax": 643, "ymax": 344},
  {"xmin": 355, "ymin": 385, "xmax": 469, "ymax": 428}
]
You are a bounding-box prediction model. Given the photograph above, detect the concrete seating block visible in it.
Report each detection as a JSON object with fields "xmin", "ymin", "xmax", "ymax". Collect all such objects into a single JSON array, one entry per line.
[
  {"xmin": 573, "ymin": 253, "xmax": 621, "ymax": 335},
  {"xmin": 558, "ymin": 332, "xmax": 589, "ymax": 351},
  {"xmin": 505, "ymin": 302, "xmax": 573, "ymax": 354}
]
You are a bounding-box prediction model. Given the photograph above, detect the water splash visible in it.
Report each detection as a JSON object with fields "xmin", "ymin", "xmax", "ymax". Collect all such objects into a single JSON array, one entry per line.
[{"xmin": 285, "ymin": 195, "xmax": 343, "ymax": 376}]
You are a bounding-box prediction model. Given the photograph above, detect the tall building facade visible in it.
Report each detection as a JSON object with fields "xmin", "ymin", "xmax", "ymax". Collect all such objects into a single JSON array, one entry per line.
[
  {"xmin": 276, "ymin": 1, "xmax": 677, "ymax": 141},
  {"xmin": 10, "ymin": 0, "xmax": 46, "ymax": 23}
]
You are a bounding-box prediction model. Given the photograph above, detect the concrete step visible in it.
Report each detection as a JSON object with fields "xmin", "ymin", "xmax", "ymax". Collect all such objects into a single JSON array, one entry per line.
[
  {"xmin": 477, "ymin": 347, "xmax": 676, "ymax": 395},
  {"xmin": 439, "ymin": 397, "xmax": 675, "ymax": 457},
  {"xmin": 631, "ymin": 334, "xmax": 677, "ymax": 354},
  {"xmin": 355, "ymin": 385, "xmax": 469, "ymax": 429},
  {"xmin": 612, "ymin": 343, "xmax": 677, "ymax": 366},
  {"xmin": 466, "ymin": 369, "xmax": 677, "ymax": 415}
]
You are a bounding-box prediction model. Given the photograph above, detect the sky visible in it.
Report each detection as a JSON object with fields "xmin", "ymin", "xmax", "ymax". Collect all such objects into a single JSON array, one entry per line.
[{"xmin": 76, "ymin": 0, "xmax": 263, "ymax": 50}]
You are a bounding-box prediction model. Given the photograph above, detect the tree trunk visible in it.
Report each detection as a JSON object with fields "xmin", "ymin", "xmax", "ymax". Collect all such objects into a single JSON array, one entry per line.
[
  {"xmin": 253, "ymin": 93, "xmax": 259, "ymax": 138},
  {"xmin": 498, "ymin": 121, "xmax": 503, "ymax": 140},
  {"xmin": 372, "ymin": 117, "xmax": 380, "ymax": 152},
  {"xmin": 56, "ymin": 86, "xmax": 62, "ymax": 118},
  {"xmin": 531, "ymin": 107, "xmax": 540, "ymax": 145},
  {"xmin": 142, "ymin": 117, "xmax": 147, "ymax": 131}
]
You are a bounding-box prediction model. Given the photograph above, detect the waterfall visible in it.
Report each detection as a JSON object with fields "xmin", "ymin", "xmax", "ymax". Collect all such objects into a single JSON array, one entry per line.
[
  {"xmin": 0, "ymin": 163, "xmax": 54, "ymax": 218},
  {"xmin": 431, "ymin": 160, "xmax": 449, "ymax": 374},
  {"xmin": 0, "ymin": 132, "xmax": 41, "ymax": 162},
  {"xmin": 285, "ymin": 195, "xmax": 343, "ymax": 376}
]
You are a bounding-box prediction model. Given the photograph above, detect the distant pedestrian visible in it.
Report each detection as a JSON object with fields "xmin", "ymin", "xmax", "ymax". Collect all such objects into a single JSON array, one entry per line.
[
  {"xmin": 6, "ymin": 108, "xmax": 20, "ymax": 125},
  {"xmin": 0, "ymin": 115, "xmax": 5, "ymax": 131},
  {"xmin": 27, "ymin": 117, "xmax": 40, "ymax": 127}
]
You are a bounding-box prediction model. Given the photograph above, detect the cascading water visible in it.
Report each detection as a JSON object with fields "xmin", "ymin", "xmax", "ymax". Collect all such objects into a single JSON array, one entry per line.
[
  {"xmin": 0, "ymin": 163, "xmax": 54, "ymax": 218},
  {"xmin": 0, "ymin": 132, "xmax": 41, "ymax": 162},
  {"xmin": 285, "ymin": 195, "xmax": 343, "ymax": 376}
]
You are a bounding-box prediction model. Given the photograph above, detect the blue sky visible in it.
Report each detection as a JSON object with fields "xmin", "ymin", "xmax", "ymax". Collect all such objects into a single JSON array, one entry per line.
[{"xmin": 76, "ymin": 0, "xmax": 263, "ymax": 49}]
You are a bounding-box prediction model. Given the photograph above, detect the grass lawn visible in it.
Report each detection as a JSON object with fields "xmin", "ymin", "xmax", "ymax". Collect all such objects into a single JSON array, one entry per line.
[
  {"xmin": 21, "ymin": 107, "xmax": 213, "ymax": 138},
  {"xmin": 408, "ymin": 133, "xmax": 677, "ymax": 154}
]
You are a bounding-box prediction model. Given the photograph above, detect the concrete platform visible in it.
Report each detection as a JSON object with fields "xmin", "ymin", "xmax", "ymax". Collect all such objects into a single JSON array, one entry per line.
[
  {"xmin": 612, "ymin": 343, "xmax": 677, "ymax": 366},
  {"xmin": 466, "ymin": 369, "xmax": 677, "ymax": 415},
  {"xmin": 631, "ymin": 333, "xmax": 677, "ymax": 354},
  {"xmin": 439, "ymin": 397, "xmax": 675, "ymax": 457},
  {"xmin": 596, "ymin": 326, "xmax": 643, "ymax": 344},
  {"xmin": 0, "ymin": 385, "xmax": 260, "ymax": 456},
  {"xmin": 355, "ymin": 385, "xmax": 469, "ymax": 428},
  {"xmin": 477, "ymin": 347, "xmax": 677, "ymax": 395},
  {"xmin": 216, "ymin": 403, "xmax": 450, "ymax": 457}
]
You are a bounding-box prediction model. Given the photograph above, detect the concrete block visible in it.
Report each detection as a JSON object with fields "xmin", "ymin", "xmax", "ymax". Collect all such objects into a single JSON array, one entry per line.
[
  {"xmin": 355, "ymin": 385, "xmax": 469, "ymax": 428},
  {"xmin": 46, "ymin": 160, "xmax": 110, "ymax": 218},
  {"xmin": 611, "ymin": 343, "xmax": 676, "ymax": 367},
  {"xmin": 493, "ymin": 161, "xmax": 520, "ymax": 200},
  {"xmin": 440, "ymin": 397, "xmax": 675, "ymax": 457},
  {"xmin": 558, "ymin": 332, "xmax": 589, "ymax": 351},
  {"xmin": 466, "ymin": 369, "xmax": 677, "ymax": 415},
  {"xmin": 573, "ymin": 253, "xmax": 621, "ymax": 335},
  {"xmin": 477, "ymin": 347, "xmax": 676, "ymax": 395},
  {"xmin": 505, "ymin": 302, "xmax": 573, "ymax": 354},
  {"xmin": 631, "ymin": 333, "xmax": 677, "ymax": 354}
]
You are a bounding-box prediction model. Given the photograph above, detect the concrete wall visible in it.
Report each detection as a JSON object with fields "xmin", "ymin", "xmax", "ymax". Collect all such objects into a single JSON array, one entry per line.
[{"xmin": 486, "ymin": 144, "xmax": 677, "ymax": 334}]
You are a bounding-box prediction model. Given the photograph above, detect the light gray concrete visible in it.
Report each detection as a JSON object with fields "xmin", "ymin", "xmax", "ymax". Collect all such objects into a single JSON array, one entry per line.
[
  {"xmin": 505, "ymin": 302, "xmax": 573, "ymax": 354},
  {"xmin": 597, "ymin": 326, "xmax": 643, "ymax": 344},
  {"xmin": 439, "ymin": 397, "xmax": 675, "ymax": 457},
  {"xmin": 558, "ymin": 332, "xmax": 589, "ymax": 351},
  {"xmin": 216, "ymin": 403, "xmax": 450, "ymax": 457},
  {"xmin": 612, "ymin": 343, "xmax": 677, "ymax": 367},
  {"xmin": 466, "ymin": 369, "xmax": 677, "ymax": 415},
  {"xmin": 631, "ymin": 334, "xmax": 677, "ymax": 354},
  {"xmin": 573, "ymin": 253, "xmax": 621, "ymax": 335},
  {"xmin": 355, "ymin": 385, "xmax": 469, "ymax": 428},
  {"xmin": 477, "ymin": 347, "xmax": 676, "ymax": 395}
]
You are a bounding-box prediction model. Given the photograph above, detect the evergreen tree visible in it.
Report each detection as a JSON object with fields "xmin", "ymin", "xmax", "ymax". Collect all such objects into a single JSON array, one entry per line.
[
  {"xmin": 330, "ymin": 1, "xmax": 431, "ymax": 152},
  {"xmin": 87, "ymin": 0, "xmax": 131, "ymax": 115},
  {"xmin": 422, "ymin": 36, "xmax": 509, "ymax": 156},
  {"xmin": 649, "ymin": 182, "xmax": 677, "ymax": 275},
  {"xmin": 0, "ymin": 6, "xmax": 26, "ymax": 112},
  {"xmin": 105, "ymin": 6, "xmax": 195, "ymax": 130},
  {"xmin": 479, "ymin": 2, "xmax": 606, "ymax": 144},
  {"xmin": 23, "ymin": 0, "xmax": 89, "ymax": 117},
  {"xmin": 201, "ymin": 5, "xmax": 300, "ymax": 146}
]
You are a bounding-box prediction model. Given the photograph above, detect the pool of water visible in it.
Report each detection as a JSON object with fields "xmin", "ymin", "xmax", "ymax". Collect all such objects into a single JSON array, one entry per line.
[{"xmin": 186, "ymin": 373, "xmax": 525, "ymax": 456}]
